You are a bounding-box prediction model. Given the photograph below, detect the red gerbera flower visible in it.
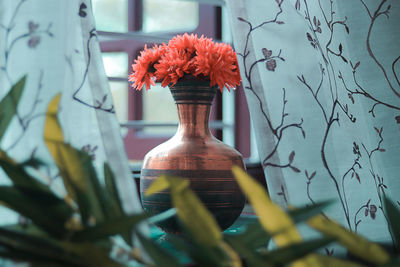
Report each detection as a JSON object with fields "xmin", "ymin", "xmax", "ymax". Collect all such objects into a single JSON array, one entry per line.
[
  {"xmin": 129, "ymin": 33, "xmax": 241, "ymax": 92},
  {"xmin": 129, "ymin": 44, "xmax": 166, "ymax": 90},
  {"xmin": 167, "ymin": 33, "xmax": 204, "ymax": 74},
  {"xmin": 168, "ymin": 33, "xmax": 200, "ymax": 54},
  {"xmin": 155, "ymin": 49, "xmax": 191, "ymax": 87},
  {"xmin": 194, "ymin": 39, "xmax": 241, "ymax": 92}
]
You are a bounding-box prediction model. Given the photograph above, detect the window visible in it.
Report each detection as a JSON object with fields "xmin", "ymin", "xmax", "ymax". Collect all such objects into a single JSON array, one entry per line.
[
  {"xmin": 142, "ymin": 0, "xmax": 199, "ymax": 33},
  {"xmin": 93, "ymin": 0, "xmax": 252, "ymax": 161},
  {"xmin": 92, "ymin": 0, "xmax": 129, "ymax": 32}
]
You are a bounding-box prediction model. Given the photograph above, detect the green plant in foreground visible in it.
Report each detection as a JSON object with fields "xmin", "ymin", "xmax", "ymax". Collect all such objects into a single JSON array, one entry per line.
[
  {"xmin": 0, "ymin": 78, "xmax": 151, "ymax": 267},
  {"xmin": 1, "ymin": 77, "xmax": 400, "ymax": 267},
  {"xmin": 145, "ymin": 170, "xmax": 400, "ymax": 267}
]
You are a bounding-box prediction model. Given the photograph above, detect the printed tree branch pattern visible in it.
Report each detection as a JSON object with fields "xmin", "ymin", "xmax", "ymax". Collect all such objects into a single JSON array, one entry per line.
[
  {"xmin": 71, "ymin": 27, "xmax": 115, "ymax": 113},
  {"xmin": 228, "ymin": 0, "xmax": 400, "ymax": 251},
  {"xmin": 0, "ymin": 2, "xmax": 142, "ymax": 258},
  {"xmin": 0, "ymin": 0, "xmax": 53, "ymax": 152}
]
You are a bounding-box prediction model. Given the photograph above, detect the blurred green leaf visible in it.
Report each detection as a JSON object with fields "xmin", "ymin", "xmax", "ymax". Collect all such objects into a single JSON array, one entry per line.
[
  {"xmin": 52, "ymin": 145, "xmax": 106, "ymax": 226},
  {"xmin": 77, "ymin": 150, "xmax": 107, "ymax": 223},
  {"xmin": 21, "ymin": 157, "xmax": 46, "ymax": 169},
  {"xmin": 144, "ymin": 175, "xmax": 170, "ymax": 197},
  {"xmin": 383, "ymin": 196, "xmax": 400, "ymax": 253},
  {"xmin": 44, "ymin": 95, "xmax": 106, "ymax": 225},
  {"xmin": 232, "ymin": 166, "xmax": 326, "ymax": 267},
  {"xmin": 30, "ymin": 263, "xmax": 81, "ymax": 267},
  {"xmin": 136, "ymin": 232, "xmax": 181, "ymax": 267},
  {"xmin": 232, "ymin": 167, "xmax": 302, "ymax": 246},
  {"xmin": 169, "ymin": 235, "xmax": 214, "ymax": 266},
  {"xmin": 0, "ymin": 246, "xmax": 82, "ymax": 267},
  {"xmin": 0, "ymin": 227, "xmax": 62, "ymax": 252},
  {"xmin": 43, "ymin": 95, "xmax": 82, "ymax": 202},
  {"xmin": 0, "ymin": 186, "xmax": 66, "ymax": 238},
  {"xmin": 146, "ymin": 175, "xmax": 222, "ymax": 247},
  {"xmin": 2, "ymin": 224, "xmax": 52, "ymax": 242},
  {"xmin": 224, "ymin": 221, "xmax": 271, "ymax": 251},
  {"xmin": 14, "ymin": 185, "xmax": 73, "ymax": 227},
  {"xmin": 147, "ymin": 175, "xmax": 241, "ymax": 266},
  {"xmin": 0, "ymin": 227, "xmax": 83, "ymax": 266},
  {"xmin": 44, "ymin": 95, "xmax": 89, "ymax": 222},
  {"xmin": 104, "ymin": 163, "xmax": 124, "ymax": 218},
  {"xmin": 261, "ymin": 237, "xmax": 334, "ymax": 264},
  {"xmin": 0, "ymin": 157, "xmax": 73, "ymax": 224},
  {"xmin": 219, "ymin": 241, "xmax": 242, "ymax": 267},
  {"xmin": 288, "ymin": 200, "xmax": 333, "ymax": 223},
  {"xmin": 0, "ymin": 75, "xmax": 26, "ymax": 142},
  {"xmin": 148, "ymin": 208, "xmax": 177, "ymax": 224},
  {"xmin": 71, "ymin": 213, "xmax": 147, "ymax": 242},
  {"xmin": 43, "ymin": 94, "xmax": 64, "ymax": 143},
  {"xmin": 308, "ymin": 215, "xmax": 390, "ymax": 265},
  {"xmin": 64, "ymin": 243, "xmax": 123, "ymax": 267},
  {"xmin": 103, "ymin": 163, "xmax": 133, "ymax": 245},
  {"xmin": 380, "ymin": 257, "xmax": 400, "ymax": 267},
  {"xmin": 14, "ymin": 186, "xmax": 65, "ymax": 205},
  {"xmin": 225, "ymin": 235, "xmax": 273, "ymax": 267},
  {"xmin": 169, "ymin": 232, "xmax": 234, "ymax": 267},
  {"xmin": 0, "ymin": 152, "xmax": 51, "ymax": 193},
  {"xmin": 311, "ymin": 255, "xmax": 365, "ymax": 267}
]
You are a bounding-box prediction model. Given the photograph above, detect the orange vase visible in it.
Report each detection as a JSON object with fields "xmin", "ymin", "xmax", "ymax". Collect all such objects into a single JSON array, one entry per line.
[{"xmin": 140, "ymin": 79, "xmax": 246, "ymax": 233}]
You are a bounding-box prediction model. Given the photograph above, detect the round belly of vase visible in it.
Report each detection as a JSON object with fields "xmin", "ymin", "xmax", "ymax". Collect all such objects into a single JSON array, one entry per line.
[{"xmin": 140, "ymin": 168, "xmax": 245, "ymax": 233}]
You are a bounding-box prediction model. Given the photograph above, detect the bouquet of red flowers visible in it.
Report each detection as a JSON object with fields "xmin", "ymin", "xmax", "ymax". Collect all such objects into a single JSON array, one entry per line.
[{"xmin": 129, "ymin": 33, "xmax": 241, "ymax": 93}]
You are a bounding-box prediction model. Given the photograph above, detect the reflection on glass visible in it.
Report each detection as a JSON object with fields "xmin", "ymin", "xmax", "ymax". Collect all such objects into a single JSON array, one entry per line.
[
  {"xmin": 92, "ymin": 0, "xmax": 128, "ymax": 32},
  {"xmin": 143, "ymin": 0, "xmax": 199, "ymax": 32},
  {"xmin": 142, "ymin": 84, "xmax": 178, "ymax": 135},
  {"xmin": 102, "ymin": 52, "xmax": 128, "ymax": 77}
]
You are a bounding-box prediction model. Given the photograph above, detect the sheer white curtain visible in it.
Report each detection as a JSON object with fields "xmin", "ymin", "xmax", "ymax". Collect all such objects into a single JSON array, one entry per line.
[
  {"xmin": 0, "ymin": 0, "xmax": 141, "ymax": 226},
  {"xmin": 228, "ymin": 0, "xmax": 400, "ymax": 251}
]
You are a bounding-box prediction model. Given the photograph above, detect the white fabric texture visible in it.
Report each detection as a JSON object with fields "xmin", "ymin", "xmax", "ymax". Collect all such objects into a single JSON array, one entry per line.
[
  {"xmin": 227, "ymin": 0, "xmax": 400, "ymax": 249},
  {"xmin": 0, "ymin": 0, "xmax": 141, "ymax": 228}
]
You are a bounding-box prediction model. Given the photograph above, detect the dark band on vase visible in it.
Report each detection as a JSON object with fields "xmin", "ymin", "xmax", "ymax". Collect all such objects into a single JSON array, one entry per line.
[{"xmin": 170, "ymin": 83, "xmax": 217, "ymax": 105}]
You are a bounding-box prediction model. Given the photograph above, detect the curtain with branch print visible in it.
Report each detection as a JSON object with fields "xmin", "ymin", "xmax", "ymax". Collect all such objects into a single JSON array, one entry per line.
[
  {"xmin": 227, "ymin": 0, "xmax": 400, "ymax": 251},
  {"xmin": 0, "ymin": 0, "xmax": 141, "ymax": 234}
]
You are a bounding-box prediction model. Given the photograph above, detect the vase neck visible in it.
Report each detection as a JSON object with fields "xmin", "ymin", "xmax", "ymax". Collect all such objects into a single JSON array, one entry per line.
[
  {"xmin": 170, "ymin": 81, "xmax": 216, "ymax": 138},
  {"xmin": 176, "ymin": 104, "xmax": 211, "ymax": 138}
]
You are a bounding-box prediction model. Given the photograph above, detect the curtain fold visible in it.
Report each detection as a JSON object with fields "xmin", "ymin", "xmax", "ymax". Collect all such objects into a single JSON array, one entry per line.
[
  {"xmin": 0, "ymin": 0, "xmax": 142, "ymax": 226},
  {"xmin": 227, "ymin": 0, "xmax": 400, "ymax": 249}
]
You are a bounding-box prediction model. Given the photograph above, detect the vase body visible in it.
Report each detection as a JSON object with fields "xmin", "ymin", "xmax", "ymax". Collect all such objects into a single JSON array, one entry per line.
[{"xmin": 140, "ymin": 80, "xmax": 246, "ymax": 233}]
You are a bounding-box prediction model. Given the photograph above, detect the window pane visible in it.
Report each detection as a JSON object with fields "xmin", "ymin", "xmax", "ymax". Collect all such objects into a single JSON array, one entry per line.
[
  {"xmin": 143, "ymin": 0, "xmax": 199, "ymax": 32},
  {"xmin": 142, "ymin": 84, "xmax": 178, "ymax": 135},
  {"xmin": 92, "ymin": 0, "xmax": 128, "ymax": 32},
  {"xmin": 102, "ymin": 52, "xmax": 128, "ymax": 77}
]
